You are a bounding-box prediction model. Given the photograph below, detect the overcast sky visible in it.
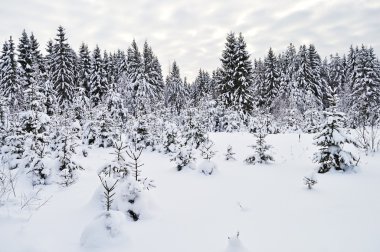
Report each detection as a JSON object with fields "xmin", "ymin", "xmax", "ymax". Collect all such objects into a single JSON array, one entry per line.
[{"xmin": 0, "ymin": 0, "xmax": 379, "ymax": 81}]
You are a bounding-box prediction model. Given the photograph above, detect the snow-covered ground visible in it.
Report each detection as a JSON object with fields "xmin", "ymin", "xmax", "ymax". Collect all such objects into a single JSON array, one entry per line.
[{"xmin": 1, "ymin": 132, "xmax": 380, "ymax": 252}]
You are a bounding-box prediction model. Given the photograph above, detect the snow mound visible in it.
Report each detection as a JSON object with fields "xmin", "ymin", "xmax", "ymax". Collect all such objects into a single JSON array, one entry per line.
[
  {"xmin": 199, "ymin": 160, "xmax": 217, "ymax": 175},
  {"xmin": 80, "ymin": 210, "xmax": 126, "ymax": 248},
  {"xmin": 225, "ymin": 233, "xmax": 249, "ymax": 252}
]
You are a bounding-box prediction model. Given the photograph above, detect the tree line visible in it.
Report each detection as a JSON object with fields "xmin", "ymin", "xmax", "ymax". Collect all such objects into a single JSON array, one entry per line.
[{"xmin": 0, "ymin": 26, "xmax": 379, "ymax": 128}]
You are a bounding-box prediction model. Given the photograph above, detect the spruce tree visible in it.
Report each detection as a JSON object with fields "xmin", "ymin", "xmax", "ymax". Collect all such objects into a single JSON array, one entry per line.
[
  {"xmin": 293, "ymin": 45, "xmax": 322, "ymax": 113},
  {"xmin": 165, "ymin": 61, "xmax": 187, "ymax": 115},
  {"xmin": 328, "ymin": 53, "xmax": 345, "ymax": 93},
  {"xmin": 51, "ymin": 26, "xmax": 76, "ymax": 106},
  {"xmin": 191, "ymin": 69, "xmax": 211, "ymax": 106},
  {"xmin": 261, "ymin": 47, "xmax": 280, "ymax": 110},
  {"xmin": 308, "ymin": 44, "xmax": 328, "ymax": 108},
  {"xmin": 138, "ymin": 41, "xmax": 164, "ymax": 110},
  {"xmin": 78, "ymin": 43, "xmax": 92, "ymax": 98},
  {"xmin": 125, "ymin": 40, "xmax": 143, "ymax": 115},
  {"xmin": 90, "ymin": 45, "xmax": 108, "ymax": 106},
  {"xmin": 29, "ymin": 33, "xmax": 44, "ymax": 74},
  {"xmin": 0, "ymin": 37, "xmax": 19, "ymax": 110},
  {"xmin": 245, "ymin": 132, "xmax": 274, "ymax": 165},
  {"xmin": 218, "ymin": 32, "xmax": 254, "ymax": 114},
  {"xmin": 349, "ymin": 45, "xmax": 380, "ymax": 125},
  {"xmin": 313, "ymin": 93, "xmax": 358, "ymax": 173},
  {"xmin": 17, "ymin": 30, "xmax": 33, "ymax": 93}
]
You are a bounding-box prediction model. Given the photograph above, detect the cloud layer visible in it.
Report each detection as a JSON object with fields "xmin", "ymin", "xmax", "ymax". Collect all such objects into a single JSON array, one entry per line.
[{"xmin": 1, "ymin": 0, "xmax": 379, "ymax": 81}]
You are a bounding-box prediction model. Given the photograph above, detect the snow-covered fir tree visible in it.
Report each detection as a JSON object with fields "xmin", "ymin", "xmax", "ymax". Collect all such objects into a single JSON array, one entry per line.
[
  {"xmin": 51, "ymin": 26, "xmax": 76, "ymax": 106},
  {"xmin": 349, "ymin": 45, "xmax": 380, "ymax": 126},
  {"xmin": 165, "ymin": 61, "xmax": 187, "ymax": 115},
  {"xmin": 55, "ymin": 125, "xmax": 83, "ymax": 186},
  {"xmin": 313, "ymin": 93, "xmax": 359, "ymax": 173},
  {"xmin": 171, "ymin": 143, "xmax": 196, "ymax": 171},
  {"xmin": 0, "ymin": 37, "xmax": 19, "ymax": 110},
  {"xmin": 139, "ymin": 41, "xmax": 164, "ymax": 112},
  {"xmin": 17, "ymin": 30, "xmax": 33, "ymax": 99},
  {"xmin": 218, "ymin": 32, "xmax": 254, "ymax": 115},
  {"xmin": 29, "ymin": 33, "xmax": 44, "ymax": 74},
  {"xmin": 198, "ymin": 137, "xmax": 217, "ymax": 175},
  {"xmin": 191, "ymin": 69, "xmax": 211, "ymax": 107},
  {"xmin": 245, "ymin": 128, "xmax": 274, "ymax": 165},
  {"xmin": 78, "ymin": 43, "xmax": 92, "ymax": 98},
  {"xmin": 258, "ymin": 47, "xmax": 280, "ymax": 110},
  {"xmin": 90, "ymin": 45, "xmax": 108, "ymax": 106}
]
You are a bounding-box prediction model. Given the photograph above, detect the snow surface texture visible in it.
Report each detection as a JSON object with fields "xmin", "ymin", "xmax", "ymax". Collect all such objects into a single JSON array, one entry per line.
[{"xmin": 1, "ymin": 132, "xmax": 380, "ymax": 252}]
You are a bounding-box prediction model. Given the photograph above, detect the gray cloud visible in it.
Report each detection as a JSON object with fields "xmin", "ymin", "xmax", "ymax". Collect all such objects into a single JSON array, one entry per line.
[{"xmin": 0, "ymin": 0, "xmax": 379, "ymax": 81}]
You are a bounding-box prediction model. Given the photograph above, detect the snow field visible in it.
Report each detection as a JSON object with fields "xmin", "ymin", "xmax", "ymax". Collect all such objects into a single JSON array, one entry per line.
[{"xmin": 1, "ymin": 132, "xmax": 380, "ymax": 252}]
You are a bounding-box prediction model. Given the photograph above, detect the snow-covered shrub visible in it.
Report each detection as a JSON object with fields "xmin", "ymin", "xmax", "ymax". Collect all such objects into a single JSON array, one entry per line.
[
  {"xmin": 2, "ymin": 121, "xmax": 24, "ymax": 169},
  {"xmin": 161, "ymin": 122, "xmax": 180, "ymax": 154},
  {"xmin": 171, "ymin": 144, "xmax": 196, "ymax": 171},
  {"xmin": 198, "ymin": 138, "xmax": 217, "ymax": 175},
  {"xmin": 97, "ymin": 112, "xmax": 116, "ymax": 148},
  {"xmin": 181, "ymin": 110, "xmax": 207, "ymax": 149},
  {"xmin": 213, "ymin": 105, "xmax": 243, "ymax": 132},
  {"xmin": 0, "ymin": 167, "xmax": 17, "ymax": 205},
  {"xmin": 105, "ymin": 90, "xmax": 127, "ymax": 125},
  {"xmin": 199, "ymin": 138, "xmax": 216, "ymax": 160},
  {"xmin": 303, "ymin": 109, "xmax": 324, "ymax": 133},
  {"xmin": 198, "ymin": 160, "xmax": 216, "ymax": 175},
  {"xmin": 355, "ymin": 118, "xmax": 380, "ymax": 154},
  {"xmin": 114, "ymin": 179, "xmax": 143, "ymax": 221},
  {"xmin": 313, "ymin": 111, "xmax": 359, "ymax": 173},
  {"xmin": 82, "ymin": 120, "xmax": 98, "ymax": 146},
  {"xmin": 98, "ymin": 139, "xmax": 155, "ymax": 221},
  {"xmin": 99, "ymin": 140, "xmax": 129, "ymax": 179}
]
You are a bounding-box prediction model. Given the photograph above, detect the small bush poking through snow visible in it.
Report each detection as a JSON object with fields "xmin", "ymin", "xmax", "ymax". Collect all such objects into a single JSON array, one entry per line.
[
  {"xmin": 225, "ymin": 145, "xmax": 236, "ymax": 161},
  {"xmin": 98, "ymin": 175, "xmax": 118, "ymax": 211},
  {"xmin": 199, "ymin": 137, "xmax": 217, "ymax": 175},
  {"xmin": 304, "ymin": 176, "xmax": 317, "ymax": 190}
]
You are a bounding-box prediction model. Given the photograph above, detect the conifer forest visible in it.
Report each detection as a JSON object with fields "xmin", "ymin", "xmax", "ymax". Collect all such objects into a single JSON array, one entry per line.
[{"xmin": 1, "ymin": 2, "xmax": 380, "ymax": 251}]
